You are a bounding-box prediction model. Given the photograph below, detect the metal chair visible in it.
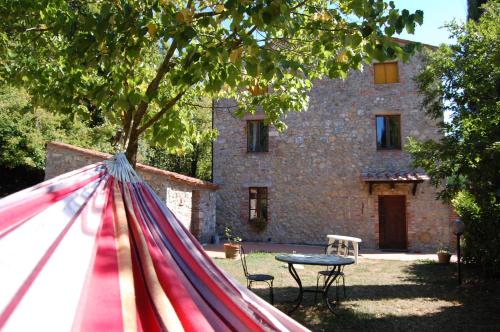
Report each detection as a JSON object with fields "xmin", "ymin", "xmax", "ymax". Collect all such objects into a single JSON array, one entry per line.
[
  {"xmin": 240, "ymin": 245, "xmax": 274, "ymax": 304},
  {"xmin": 315, "ymin": 241, "xmax": 349, "ymax": 302}
]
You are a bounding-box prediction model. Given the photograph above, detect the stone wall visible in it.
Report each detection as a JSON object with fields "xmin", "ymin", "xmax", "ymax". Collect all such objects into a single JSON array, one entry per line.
[
  {"xmin": 45, "ymin": 142, "xmax": 217, "ymax": 243},
  {"xmin": 213, "ymin": 52, "xmax": 454, "ymax": 252}
]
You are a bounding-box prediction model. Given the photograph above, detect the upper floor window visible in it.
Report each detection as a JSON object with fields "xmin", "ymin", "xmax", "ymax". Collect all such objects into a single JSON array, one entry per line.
[
  {"xmin": 374, "ymin": 62, "xmax": 399, "ymax": 84},
  {"xmin": 249, "ymin": 187, "xmax": 267, "ymax": 221},
  {"xmin": 376, "ymin": 115, "xmax": 401, "ymax": 150},
  {"xmin": 247, "ymin": 120, "xmax": 268, "ymax": 152}
]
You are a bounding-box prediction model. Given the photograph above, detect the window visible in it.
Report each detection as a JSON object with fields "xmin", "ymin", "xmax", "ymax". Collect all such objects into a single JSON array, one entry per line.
[
  {"xmin": 374, "ymin": 62, "xmax": 399, "ymax": 84},
  {"xmin": 376, "ymin": 115, "xmax": 401, "ymax": 149},
  {"xmin": 249, "ymin": 187, "xmax": 267, "ymax": 221},
  {"xmin": 247, "ymin": 120, "xmax": 268, "ymax": 152}
]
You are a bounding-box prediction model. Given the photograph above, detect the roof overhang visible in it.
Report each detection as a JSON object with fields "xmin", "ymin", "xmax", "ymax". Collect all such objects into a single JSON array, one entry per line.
[{"xmin": 361, "ymin": 171, "xmax": 430, "ymax": 196}]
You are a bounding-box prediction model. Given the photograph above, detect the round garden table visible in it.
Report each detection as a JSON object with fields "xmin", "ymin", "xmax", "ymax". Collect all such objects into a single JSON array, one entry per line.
[{"xmin": 275, "ymin": 254, "xmax": 354, "ymax": 314}]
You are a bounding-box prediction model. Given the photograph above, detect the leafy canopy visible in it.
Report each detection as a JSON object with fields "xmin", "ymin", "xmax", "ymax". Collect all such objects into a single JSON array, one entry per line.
[
  {"xmin": 0, "ymin": 85, "xmax": 114, "ymax": 169},
  {"xmin": 407, "ymin": 3, "xmax": 499, "ymax": 275},
  {"xmin": 0, "ymin": 0, "xmax": 423, "ymax": 163}
]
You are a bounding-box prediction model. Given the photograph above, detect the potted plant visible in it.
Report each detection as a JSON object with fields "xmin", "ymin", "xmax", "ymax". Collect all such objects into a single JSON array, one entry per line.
[
  {"xmin": 249, "ymin": 216, "xmax": 268, "ymax": 233},
  {"xmin": 223, "ymin": 227, "xmax": 241, "ymax": 259},
  {"xmin": 437, "ymin": 247, "xmax": 451, "ymax": 264}
]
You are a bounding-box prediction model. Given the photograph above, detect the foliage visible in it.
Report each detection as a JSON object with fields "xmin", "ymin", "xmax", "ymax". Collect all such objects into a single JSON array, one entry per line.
[
  {"xmin": 436, "ymin": 247, "xmax": 451, "ymax": 255},
  {"xmin": 0, "ymin": 85, "xmax": 115, "ymax": 170},
  {"xmin": 407, "ymin": 3, "xmax": 500, "ymax": 276},
  {"xmin": 452, "ymin": 191, "xmax": 500, "ymax": 275},
  {"xmin": 143, "ymin": 100, "xmax": 214, "ymax": 180},
  {"xmin": 467, "ymin": 0, "xmax": 489, "ymax": 21},
  {"xmin": 0, "ymin": 0, "xmax": 424, "ymax": 164},
  {"xmin": 224, "ymin": 226, "xmax": 241, "ymax": 244}
]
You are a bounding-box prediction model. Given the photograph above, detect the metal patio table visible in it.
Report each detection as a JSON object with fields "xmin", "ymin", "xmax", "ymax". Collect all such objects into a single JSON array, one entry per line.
[{"xmin": 275, "ymin": 253, "xmax": 355, "ymax": 314}]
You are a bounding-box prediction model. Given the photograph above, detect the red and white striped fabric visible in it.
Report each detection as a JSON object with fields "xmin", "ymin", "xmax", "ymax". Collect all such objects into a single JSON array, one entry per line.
[{"xmin": 0, "ymin": 154, "xmax": 308, "ymax": 332}]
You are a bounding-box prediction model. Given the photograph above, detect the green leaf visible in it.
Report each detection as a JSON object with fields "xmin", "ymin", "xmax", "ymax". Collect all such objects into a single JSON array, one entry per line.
[
  {"xmin": 360, "ymin": 24, "xmax": 373, "ymax": 38},
  {"xmin": 415, "ymin": 10, "xmax": 424, "ymax": 25}
]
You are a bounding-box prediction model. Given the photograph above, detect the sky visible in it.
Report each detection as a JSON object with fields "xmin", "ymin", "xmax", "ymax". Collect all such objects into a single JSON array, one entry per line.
[{"xmin": 392, "ymin": 0, "xmax": 468, "ymax": 45}]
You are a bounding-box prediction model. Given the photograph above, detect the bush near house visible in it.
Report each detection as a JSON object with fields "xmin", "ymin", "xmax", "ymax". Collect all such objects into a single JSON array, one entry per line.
[{"xmin": 408, "ymin": 3, "xmax": 500, "ymax": 276}]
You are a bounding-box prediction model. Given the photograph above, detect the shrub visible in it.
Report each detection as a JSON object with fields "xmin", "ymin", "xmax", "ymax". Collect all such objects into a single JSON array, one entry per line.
[{"xmin": 453, "ymin": 191, "xmax": 500, "ymax": 276}]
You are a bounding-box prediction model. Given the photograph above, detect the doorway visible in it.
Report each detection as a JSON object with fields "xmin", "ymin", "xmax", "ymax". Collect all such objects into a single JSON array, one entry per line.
[{"xmin": 378, "ymin": 195, "xmax": 407, "ymax": 250}]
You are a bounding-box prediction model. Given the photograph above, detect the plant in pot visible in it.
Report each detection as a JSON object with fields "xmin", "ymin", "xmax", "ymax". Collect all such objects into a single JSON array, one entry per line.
[
  {"xmin": 223, "ymin": 227, "xmax": 241, "ymax": 259},
  {"xmin": 249, "ymin": 216, "xmax": 268, "ymax": 233},
  {"xmin": 436, "ymin": 247, "xmax": 451, "ymax": 264}
]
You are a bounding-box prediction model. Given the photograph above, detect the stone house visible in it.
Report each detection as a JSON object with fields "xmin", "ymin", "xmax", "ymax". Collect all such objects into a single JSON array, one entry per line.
[
  {"xmin": 213, "ymin": 42, "xmax": 454, "ymax": 251},
  {"xmin": 45, "ymin": 142, "xmax": 217, "ymax": 243}
]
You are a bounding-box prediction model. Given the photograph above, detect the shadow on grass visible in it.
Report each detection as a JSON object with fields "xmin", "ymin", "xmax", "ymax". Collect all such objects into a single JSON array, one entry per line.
[{"xmin": 248, "ymin": 261, "xmax": 500, "ymax": 331}]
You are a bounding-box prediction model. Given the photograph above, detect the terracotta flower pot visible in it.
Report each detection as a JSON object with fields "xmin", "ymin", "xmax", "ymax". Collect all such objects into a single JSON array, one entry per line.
[
  {"xmin": 224, "ymin": 243, "xmax": 240, "ymax": 259},
  {"xmin": 437, "ymin": 252, "xmax": 451, "ymax": 264}
]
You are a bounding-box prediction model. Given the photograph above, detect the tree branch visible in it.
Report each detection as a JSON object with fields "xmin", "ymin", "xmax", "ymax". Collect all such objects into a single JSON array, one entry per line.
[
  {"xmin": 133, "ymin": 40, "xmax": 178, "ymax": 123},
  {"xmin": 137, "ymin": 90, "xmax": 186, "ymax": 135}
]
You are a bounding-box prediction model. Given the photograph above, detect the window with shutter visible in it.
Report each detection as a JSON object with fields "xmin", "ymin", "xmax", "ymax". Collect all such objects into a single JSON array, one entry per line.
[{"xmin": 373, "ymin": 62, "xmax": 399, "ymax": 84}]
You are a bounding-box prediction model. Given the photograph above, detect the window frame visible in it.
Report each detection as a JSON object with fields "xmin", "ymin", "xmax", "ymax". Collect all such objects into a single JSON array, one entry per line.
[
  {"xmin": 248, "ymin": 187, "xmax": 268, "ymax": 221},
  {"xmin": 246, "ymin": 120, "xmax": 269, "ymax": 152},
  {"xmin": 375, "ymin": 114, "xmax": 402, "ymax": 150},
  {"xmin": 373, "ymin": 62, "xmax": 399, "ymax": 84}
]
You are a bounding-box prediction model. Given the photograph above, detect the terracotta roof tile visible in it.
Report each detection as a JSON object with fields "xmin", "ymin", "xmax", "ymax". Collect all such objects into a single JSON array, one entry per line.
[{"xmin": 47, "ymin": 142, "xmax": 218, "ymax": 190}]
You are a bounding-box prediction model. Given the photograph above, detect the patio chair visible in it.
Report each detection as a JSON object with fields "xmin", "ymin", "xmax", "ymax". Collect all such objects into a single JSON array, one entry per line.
[
  {"xmin": 315, "ymin": 241, "xmax": 349, "ymax": 302},
  {"xmin": 240, "ymin": 245, "xmax": 274, "ymax": 304}
]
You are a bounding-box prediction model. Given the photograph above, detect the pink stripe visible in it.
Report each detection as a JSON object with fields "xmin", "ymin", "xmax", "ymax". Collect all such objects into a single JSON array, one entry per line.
[
  {"xmin": 75, "ymin": 182, "xmax": 124, "ymax": 332},
  {"xmin": 130, "ymin": 231, "xmax": 163, "ymax": 332},
  {"xmin": 0, "ymin": 179, "xmax": 102, "ymax": 329},
  {"xmin": 126, "ymin": 184, "xmax": 216, "ymax": 331},
  {"xmin": 0, "ymin": 172, "xmax": 105, "ymax": 237},
  {"xmin": 134, "ymin": 184, "xmax": 266, "ymax": 331}
]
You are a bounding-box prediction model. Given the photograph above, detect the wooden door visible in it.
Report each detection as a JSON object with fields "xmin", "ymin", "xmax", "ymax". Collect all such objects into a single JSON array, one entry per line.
[{"xmin": 379, "ymin": 196, "xmax": 407, "ymax": 250}]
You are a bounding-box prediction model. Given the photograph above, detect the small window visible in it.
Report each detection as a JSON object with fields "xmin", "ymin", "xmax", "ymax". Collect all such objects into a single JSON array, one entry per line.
[
  {"xmin": 249, "ymin": 187, "xmax": 267, "ymax": 221},
  {"xmin": 376, "ymin": 115, "xmax": 401, "ymax": 149},
  {"xmin": 247, "ymin": 120, "xmax": 268, "ymax": 152},
  {"xmin": 374, "ymin": 62, "xmax": 399, "ymax": 84}
]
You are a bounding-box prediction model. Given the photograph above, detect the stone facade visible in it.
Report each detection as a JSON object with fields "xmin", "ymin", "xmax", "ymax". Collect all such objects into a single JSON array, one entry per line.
[
  {"xmin": 214, "ymin": 51, "xmax": 454, "ymax": 252},
  {"xmin": 45, "ymin": 142, "xmax": 217, "ymax": 243}
]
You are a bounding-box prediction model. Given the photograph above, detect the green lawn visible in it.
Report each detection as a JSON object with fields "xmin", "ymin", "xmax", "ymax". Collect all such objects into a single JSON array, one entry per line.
[{"xmin": 214, "ymin": 253, "xmax": 500, "ymax": 331}]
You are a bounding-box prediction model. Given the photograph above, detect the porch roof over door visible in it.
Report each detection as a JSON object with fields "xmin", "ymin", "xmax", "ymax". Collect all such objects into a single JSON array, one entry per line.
[{"xmin": 361, "ymin": 170, "xmax": 430, "ymax": 195}]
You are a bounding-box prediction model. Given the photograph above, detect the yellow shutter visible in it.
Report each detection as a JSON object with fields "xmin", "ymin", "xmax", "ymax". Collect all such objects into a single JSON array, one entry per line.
[
  {"xmin": 374, "ymin": 63, "xmax": 386, "ymax": 84},
  {"xmin": 385, "ymin": 62, "xmax": 399, "ymax": 83}
]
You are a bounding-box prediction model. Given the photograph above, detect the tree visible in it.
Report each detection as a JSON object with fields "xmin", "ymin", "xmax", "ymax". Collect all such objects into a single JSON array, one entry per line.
[
  {"xmin": 467, "ymin": 0, "xmax": 490, "ymax": 21},
  {"xmin": 144, "ymin": 100, "xmax": 214, "ymax": 180},
  {"xmin": 407, "ymin": 3, "xmax": 500, "ymax": 275},
  {"xmin": 0, "ymin": 85, "xmax": 115, "ymax": 169},
  {"xmin": 1, "ymin": 0, "xmax": 423, "ymax": 166},
  {"xmin": 0, "ymin": 84, "xmax": 115, "ymax": 195}
]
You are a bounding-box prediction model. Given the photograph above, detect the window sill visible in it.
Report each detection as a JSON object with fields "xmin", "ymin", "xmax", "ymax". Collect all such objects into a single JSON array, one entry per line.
[
  {"xmin": 376, "ymin": 148, "xmax": 402, "ymax": 151},
  {"xmin": 247, "ymin": 151, "xmax": 269, "ymax": 153},
  {"xmin": 374, "ymin": 82, "xmax": 401, "ymax": 85}
]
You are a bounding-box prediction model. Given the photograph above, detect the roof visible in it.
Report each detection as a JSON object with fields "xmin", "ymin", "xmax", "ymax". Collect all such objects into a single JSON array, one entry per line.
[
  {"xmin": 389, "ymin": 37, "xmax": 439, "ymax": 51},
  {"xmin": 47, "ymin": 141, "xmax": 218, "ymax": 190},
  {"xmin": 361, "ymin": 170, "xmax": 430, "ymax": 183}
]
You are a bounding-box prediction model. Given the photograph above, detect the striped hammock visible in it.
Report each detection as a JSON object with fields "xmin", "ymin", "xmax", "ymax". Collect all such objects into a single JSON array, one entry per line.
[{"xmin": 0, "ymin": 154, "xmax": 308, "ymax": 332}]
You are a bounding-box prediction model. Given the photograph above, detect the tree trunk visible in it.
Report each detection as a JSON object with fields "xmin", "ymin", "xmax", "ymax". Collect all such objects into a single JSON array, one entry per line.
[
  {"xmin": 190, "ymin": 144, "xmax": 199, "ymax": 178},
  {"xmin": 467, "ymin": 0, "xmax": 488, "ymax": 21},
  {"xmin": 125, "ymin": 126, "xmax": 140, "ymax": 168}
]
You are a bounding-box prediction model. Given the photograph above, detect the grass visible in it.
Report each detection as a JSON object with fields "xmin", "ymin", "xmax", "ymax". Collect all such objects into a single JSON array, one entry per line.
[{"xmin": 214, "ymin": 253, "xmax": 500, "ymax": 331}]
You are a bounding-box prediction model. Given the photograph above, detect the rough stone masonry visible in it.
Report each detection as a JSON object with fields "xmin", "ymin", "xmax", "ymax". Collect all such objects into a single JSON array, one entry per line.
[
  {"xmin": 45, "ymin": 141, "xmax": 217, "ymax": 243},
  {"xmin": 213, "ymin": 49, "xmax": 454, "ymax": 252}
]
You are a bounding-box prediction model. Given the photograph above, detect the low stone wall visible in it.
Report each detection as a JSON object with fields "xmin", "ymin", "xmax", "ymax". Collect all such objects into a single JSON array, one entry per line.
[{"xmin": 45, "ymin": 142, "xmax": 218, "ymax": 243}]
